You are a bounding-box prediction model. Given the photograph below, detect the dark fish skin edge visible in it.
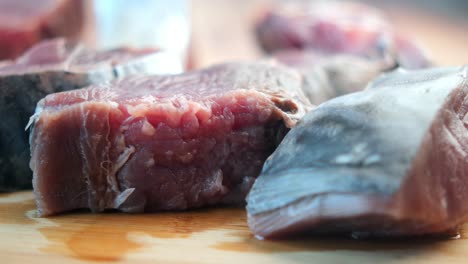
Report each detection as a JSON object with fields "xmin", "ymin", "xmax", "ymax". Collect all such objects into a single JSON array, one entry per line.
[
  {"xmin": 0, "ymin": 73, "xmax": 89, "ymax": 191},
  {"xmin": 0, "ymin": 41, "xmax": 169, "ymax": 192}
]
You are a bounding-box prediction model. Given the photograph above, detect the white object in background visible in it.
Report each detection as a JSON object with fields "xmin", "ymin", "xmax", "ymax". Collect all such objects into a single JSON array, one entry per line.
[{"xmin": 93, "ymin": 0, "xmax": 191, "ymax": 74}]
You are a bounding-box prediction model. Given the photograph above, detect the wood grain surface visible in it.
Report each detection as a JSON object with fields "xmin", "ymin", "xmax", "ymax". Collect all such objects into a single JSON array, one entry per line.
[
  {"xmin": 2, "ymin": 192, "xmax": 468, "ymax": 264},
  {"xmin": 2, "ymin": 1, "xmax": 468, "ymax": 263}
]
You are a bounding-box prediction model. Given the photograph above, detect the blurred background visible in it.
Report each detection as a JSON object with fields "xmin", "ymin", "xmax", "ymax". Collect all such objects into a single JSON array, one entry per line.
[
  {"xmin": 0, "ymin": 0, "xmax": 467, "ymax": 68},
  {"xmin": 191, "ymin": 0, "xmax": 468, "ymax": 67},
  {"xmin": 365, "ymin": 0, "xmax": 468, "ymax": 20}
]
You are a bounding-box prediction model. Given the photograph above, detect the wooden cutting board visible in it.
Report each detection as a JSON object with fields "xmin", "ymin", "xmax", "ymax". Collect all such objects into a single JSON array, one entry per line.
[{"xmin": 1, "ymin": 191, "xmax": 468, "ymax": 264}]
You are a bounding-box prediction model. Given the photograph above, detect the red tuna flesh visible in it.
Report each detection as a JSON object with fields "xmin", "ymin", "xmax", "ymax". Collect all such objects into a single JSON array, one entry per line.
[
  {"xmin": 0, "ymin": 0, "xmax": 91, "ymax": 60},
  {"xmin": 0, "ymin": 38, "xmax": 177, "ymax": 191},
  {"xmin": 256, "ymin": 1, "xmax": 431, "ymax": 69},
  {"xmin": 29, "ymin": 62, "xmax": 312, "ymax": 216}
]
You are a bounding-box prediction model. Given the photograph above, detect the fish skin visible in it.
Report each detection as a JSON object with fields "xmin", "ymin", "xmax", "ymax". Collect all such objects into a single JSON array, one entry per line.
[
  {"xmin": 0, "ymin": 38, "xmax": 177, "ymax": 192},
  {"xmin": 247, "ymin": 66, "xmax": 468, "ymax": 239}
]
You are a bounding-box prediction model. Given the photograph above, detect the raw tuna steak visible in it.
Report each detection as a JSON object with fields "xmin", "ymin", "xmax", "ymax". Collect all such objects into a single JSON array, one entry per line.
[
  {"xmin": 247, "ymin": 66, "xmax": 468, "ymax": 239},
  {"xmin": 0, "ymin": 38, "xmax": 178, "ymax": 191},
  {"xmin": 256, "ymin": 1, "xmax": 431, "ymax": 69},
  {"xmin": 0, "ymin": 0, "xmax": 92, "ymax": 60},
  {"xmin": 259, "ymin": 1, "xmax": 429, "ymax": 105},
  {"xmin": 29, "ymin": 62, "xmax": 312, "ymax": 216}
]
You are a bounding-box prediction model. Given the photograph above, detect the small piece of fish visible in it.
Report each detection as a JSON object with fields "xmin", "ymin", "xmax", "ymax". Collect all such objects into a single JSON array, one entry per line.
[
  {"xmin": 255, "ymin": 1, "xmax": 431, "ymax": 69},
  {"xmin": 0, "ymin": 38, "xmax": 180, "ymax": 191},
  {"xmin": 247, "ymin": 66, "xmax": 468, "ymax": 239},
  {"xmin": 256, "ymin": 1, "xmax": 431, "ymax": 105},
  {"xmin": 29, "ymin": 62, "xmax": 312, "ymax": 216}
]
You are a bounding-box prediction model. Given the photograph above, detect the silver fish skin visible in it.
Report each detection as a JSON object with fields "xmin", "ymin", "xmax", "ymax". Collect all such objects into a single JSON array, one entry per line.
[{"xmin": 247, "ymin": 66, "xmax": 468, "ymax": 239}]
